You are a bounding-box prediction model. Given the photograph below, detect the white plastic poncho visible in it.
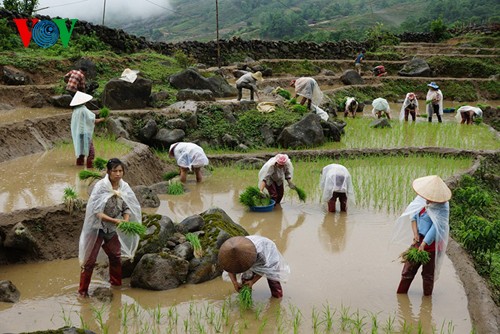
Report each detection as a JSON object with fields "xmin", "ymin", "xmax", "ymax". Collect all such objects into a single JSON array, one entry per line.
[
  {"xmin": 258, "ymin": 155, "xmax": 294, "ymax": 187},
  {"xmin": 426, "ymin": 89, "xmax": 444, "ymax": 117},
  {"xmin": 71, "ymin": 105, "xmax": 96, "ymax": 157},
  {"xmin": 223, "ymin": 235, "xmax": 290, "ymax": 283},
  {"xmin": 455, "ymin": 106, "xmax": 483, "ymax": 121},
  {"xmin": 371, "ymin": 97, "xmax": 391, "ymax": 118},
  {"xmin": 399, "ymin": 93, "xmax": 419, "ymax": 121},
  {"xmin": 294, "ymin": 77, "xmax": 323, "ymax": 106},
  {"xmin": 392, "ymin": 195, "xmax": 450, "ymax": 280},
  {"xmin": 78, "ymin": 174, "xmax": 143, "ymax": 266},
  {"xmin": 172, "ymin": 142, "xmax": 209, "ymax": 171},
  {"xmin": 345, "ymin": 97, "xmax": 357, "ymax": 113},
  {"xmin": 312, "ymin": 104, "xmax": 329, "ymax": 121},
  {"xmin": 319, "ymin": 164, "xmax": 355, "ymax": 204}
]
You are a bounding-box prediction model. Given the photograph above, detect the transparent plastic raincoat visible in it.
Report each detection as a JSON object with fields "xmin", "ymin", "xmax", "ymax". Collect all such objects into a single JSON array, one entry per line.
[
  {"xmin": 399, "ymin": 93, "xmax": 420, "ymax": 121},
  {"xmin": 319, "ymin": 164, "xmax": 355, "ymax": 204},
  {"xmin": 223, "ymin": 235, "xmax": 290, "ymax": 283},
  {"xmin": 79, "ymin": 174, "xmax": 142, "ymax": 266},
  {"xmin": 455, "ymin": 106, "xmax": 483, "ymax": 122},
  {"xmin": 426, "ymin": 89, "xmax": 443, "ymax": 117},
  {"xmin": 71, "ymin": 104, "xmax": 96, "ymax": 157},
  {"xmin": 392, "ymin": 195, "xmax": 450, "ymax": 280},
  {"xmin": 294, "ymin": 77, "xmax": 323, "ymax": 106},
  {"xmin": 171, "ymin": 142, "xmax": 209, "ymax": 171}
]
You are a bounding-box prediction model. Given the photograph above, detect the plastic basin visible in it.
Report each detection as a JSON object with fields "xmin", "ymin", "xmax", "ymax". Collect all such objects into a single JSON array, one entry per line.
[{"xmin": 250, "ymin": 199, "xmax": 276, "ymax": 212}]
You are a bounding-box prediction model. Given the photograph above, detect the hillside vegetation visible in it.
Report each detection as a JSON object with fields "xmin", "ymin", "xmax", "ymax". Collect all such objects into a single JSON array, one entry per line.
[{"xmin": 118, "ymin": 0, "xmax": 500, "ymax": 42}]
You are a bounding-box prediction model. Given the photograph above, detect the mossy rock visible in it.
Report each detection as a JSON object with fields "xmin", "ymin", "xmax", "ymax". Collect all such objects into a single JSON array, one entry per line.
[{"xmin": 199, "ymin": 207, "xmax": 249, "ymax": 252}]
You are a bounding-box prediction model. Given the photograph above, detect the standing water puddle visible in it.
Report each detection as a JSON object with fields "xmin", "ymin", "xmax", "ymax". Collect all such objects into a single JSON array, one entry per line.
[{"xmin": 0, "ymin": 159, "xmax": 473, "ymax": 333}]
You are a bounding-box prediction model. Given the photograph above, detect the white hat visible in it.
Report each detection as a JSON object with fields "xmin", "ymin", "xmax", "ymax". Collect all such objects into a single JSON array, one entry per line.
[
  {"xmin": 412, "ymin": 175, "xmax": 452, "ymax": 203},
  {"xmin": 119, "ymin": 68, "xmax": 140, "ymax": 83},
  {"xmin": 70, "ymin": 91, "xmax": 93, "ymax": 107}
]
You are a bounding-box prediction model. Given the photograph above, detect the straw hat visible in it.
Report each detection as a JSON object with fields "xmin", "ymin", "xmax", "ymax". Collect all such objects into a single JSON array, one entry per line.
[
  {"xmin": 412, "ymin": 175, "xmax": 452, "ymax": 203},
  {"xmin": 251, "ymin": 71, "xmax": 263, "ymax": 81},
  {"xmin": 275, "ymin": 153, "xmax": 289, "ymax": 166},
  {"xmin": 218, "ymin": 236, "xmax": 257, "ymax": 273},
  {"xmin": 70, "ymin": 91, "xmax": 93, "ymax": 107},
  {"xmin": 119, "ymin": 68, "xmax": 140, "ymax": 83},
  {"xmin": 427, "ymin": 82, "xmax": 439, "ymax": 89}
]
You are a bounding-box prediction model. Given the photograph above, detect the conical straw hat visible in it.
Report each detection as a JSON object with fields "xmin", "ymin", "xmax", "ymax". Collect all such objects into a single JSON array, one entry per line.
[
  {"xmin": 218, "ymin": 236, "xmax": 256, "ymax": 273},
  {"xmin": 412, "ymin": 175, "xmax": 451, "ymax": 203},
  {"xmin": 251, "ymin": 71, "xmax": 263, "ymax": 81},
  {"xmin": 70, "ymin": 91, "xmax": 93, "ymax": 106}
]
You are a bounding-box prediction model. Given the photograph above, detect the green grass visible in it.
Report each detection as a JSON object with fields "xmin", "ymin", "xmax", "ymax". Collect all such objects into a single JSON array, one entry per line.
[{"xmin": 167, "ymin": 181, "xmax": 185, "ymax": 195}]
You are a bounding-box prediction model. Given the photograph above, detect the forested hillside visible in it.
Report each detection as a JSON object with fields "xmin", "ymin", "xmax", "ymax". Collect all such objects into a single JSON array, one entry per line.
[{"xmin": 119, "ymin": 0, "xmax": 499, "ymax": 42}]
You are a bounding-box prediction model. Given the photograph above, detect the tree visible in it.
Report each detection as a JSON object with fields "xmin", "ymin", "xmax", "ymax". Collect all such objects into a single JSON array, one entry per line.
[{"xmin": 2, "ymin": 0, "xmax": 39, "ymax": 15}]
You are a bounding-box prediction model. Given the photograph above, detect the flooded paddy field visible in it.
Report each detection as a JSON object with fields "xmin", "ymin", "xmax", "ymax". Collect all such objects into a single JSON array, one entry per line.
[{"xmin": 0, "ymin": 154, "xmax": 475, "ymax": 333}]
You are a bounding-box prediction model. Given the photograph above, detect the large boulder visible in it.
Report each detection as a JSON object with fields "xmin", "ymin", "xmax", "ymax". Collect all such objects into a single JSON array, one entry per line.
[
  {"xmin": 1, "ymin": 66, "xmax": 33, "ymax": 85},
  {"xmin": 3, "ymin": 222, "xmax": 38, "ymax": 253},
  {"xmin": 130, "ymin": 253, "xmax": 189, "ymax": 291},
  {"xmin": 102, "ymin": 77, "xmax": 152, "ymax": 110},
  {"xmin": 169, "ymin": 69, "xmax": 237, "ymax": 97},
  {"xmin": 277, "ymin": 113, "xmax": 325, "ymax": 148},
  {"xmin": 176, "ymin": 89, "xmax": 215, "ymax": 101},
  {"xmin": 340, "ymin": 69, "xmax": 364, "ymax": 85},
  {"xmin": 398, "ymin": 58, "xmax": 431, "ymax": 77}
]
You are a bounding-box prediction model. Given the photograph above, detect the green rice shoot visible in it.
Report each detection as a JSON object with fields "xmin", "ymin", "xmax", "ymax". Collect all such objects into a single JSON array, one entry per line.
[
  {"xmin": 92, "ymin": 157, "xmax": 108, "ymax": 171},
  {"xmin": 62, "ymin": 187, "xmax": 82, "ymax": 215},
  {"xmin": 400, "ymin": 247, "xmax": 431, "ymax": 265},
  {"xmin": 239, "ymin": 186, "xmax": 271, "ymax": 208},
  {"xmin": 78, "ymin": 170, "xmax": 103, "ymax": 183},
  {"xmin": 294, "ymin": 186, "xmax": 307, "ymax": 202},
  {"xmin": 167, "ymin": 181, "xmax": 185, "ymax": 195},
  {"xmin": 238, "ymin": 285, "xmax": 253, "ymax": 310},
  {"xmin": 185, "ymin": 233, "xmax": 204, "ymax": 258},
  {"xmin": 99, "ymin": 107, "xmax": 110, "ymax": 118},
  {"xmin": 118, "ymin": 221, "xmax": 147, "ymax": 236},
  {"xmin": 163, "ymin": 171, "xmax": 180, "ymax": 181}
]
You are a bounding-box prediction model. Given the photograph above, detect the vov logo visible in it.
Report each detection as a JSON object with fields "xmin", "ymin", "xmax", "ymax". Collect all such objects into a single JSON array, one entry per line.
[{"xmin": 13, "ymin": 18, "xmax": 78, "ymax": 48}]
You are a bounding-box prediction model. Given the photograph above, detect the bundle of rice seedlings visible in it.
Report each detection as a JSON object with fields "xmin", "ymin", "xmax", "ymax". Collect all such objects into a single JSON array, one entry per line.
[
  {"xmin": 167, "ymin": 181, "xmax": 185, "ymax": 195},
  {"xmin": 293, "ymin": 104, "xmax": 308, "ymax": 114},
  {"xmin": 293, "ymin": 186, "xmax": 307, "ymax": 202},
  {"xmin": 78, "ymin": 170, "xmax": 103, "ymax": 183},
  {"xmin": 99, "ymin": 107, "xmax": 110, "ymax": 118},
  {"xmin": 239, "ymin": 186, "xmax": 271, "ymax": 208},
  {"xmin": 400, "ymin": 247, "xmax": 431, "ymax": 265},
  {"xmin": 185, "ymin": 233, "xmax": 204, "ymax": 258},
  {"xmin": 163, "ymin": 171, "xmax": 180, "ymax": 181},
  {"xmin": 92, "ymin": 157, "xmax": 108, "ymax": 171},
  {"xmin": 118, "ymin": 221, "xmax": 147, "ymax": 236},
  {"xmin": 238, "ymin": 285, "xmax": 253, "ymax": 310},
  {"xmin": 276, "ymin": 88, "xmax": 291, "ymax": 100},
  {"xmin": 62, "ymin": 187, "xmax": 83, "ymax": 215}
]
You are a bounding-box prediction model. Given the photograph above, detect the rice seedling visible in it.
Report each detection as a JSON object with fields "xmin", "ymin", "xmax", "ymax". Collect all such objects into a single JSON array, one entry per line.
[
  {"xmin": 62, "ymin": 186, "xmax": 83, "ymax": 215},
  {"xmin": 238, "ymin": 285, "xmax": 253, "ymax": 310},
  {"xmin": 400, "ymin": 247, "xmax": 431, "ymax": 264},
  {"xmin": 99, "ymin": 107, "xmax": 110, "ymax": 118},
  {"xmin": 79, "ymin": 170, "xmax": 103, "ymax": 183},
  {"xmin": 239, "ymin": 186, "xmax": 271, "ymax": 208},
  {"xmin": 340, "ymin": 304, "xmax": 352, "ymax": 331},
  {"xmin": 276, "ymin": 88, "xmax": 291, "ymax": 100},
  {"xmin": 311, "ymin": 307, "xmax": 320, "ymax": 334},
  {"xmin": 91, "ymin": 304, "xmax": 109, "ymax": 334},
  {"xmin": 383, "ymin": 314, "xmax": 396, "ymax": 333},
  {"xmin": 167, "ymin": 181, "xmax": 185, "ymax": 195},
  {"xmin": 257, "ymin": 317, "xmax": 268, "ymax": 334},
  {"xmin": 185, "ymin": 232, "xmax": 204, "ymax": 258},
  {"xmin": 60, "ymin": 307, "xmax": 73, "ymax": 327},
  {"xmin": 320, "ymin": 303, "xmax": 335, "ymax": 332},
  {"xmin": 293, "ymin": 186, "xmax": 307, "ymax": 202},
  {"xmin": 163, "ymin": 171, "xmax": 180, "ymax": 181},
  {"xmin": 92, "ymin": 157, "xmax": 108, "ymax": 171},
  {"xmin": 117, "ymin": 221, "xmax": 147, "ymax": 236}
]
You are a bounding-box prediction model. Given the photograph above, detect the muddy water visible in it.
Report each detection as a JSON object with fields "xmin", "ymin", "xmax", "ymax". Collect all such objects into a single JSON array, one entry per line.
[
  {"xmin": 0, "ymin": 169, "xmax": 472, "ymax": 333},
  {"xmin": 0, "ymin": 107, "xmax": 71, "ymax": 124}
]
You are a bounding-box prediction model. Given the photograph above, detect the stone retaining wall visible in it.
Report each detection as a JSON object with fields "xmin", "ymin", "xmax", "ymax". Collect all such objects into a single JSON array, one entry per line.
[{"xmin": 1, "ymin": 9, "xmax": 498, "ymax": 66}]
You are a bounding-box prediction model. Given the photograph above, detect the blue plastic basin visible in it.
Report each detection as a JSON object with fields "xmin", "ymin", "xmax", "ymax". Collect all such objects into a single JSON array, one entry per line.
[{"xmin": 250, "ymin": 199, "xmax": 276, "ymax": 212}]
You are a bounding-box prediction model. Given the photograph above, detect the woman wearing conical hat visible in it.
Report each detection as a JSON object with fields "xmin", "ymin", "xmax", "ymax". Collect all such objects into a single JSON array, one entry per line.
[
  {"xmin": 218, "ymin": 236, "xmax": 290, "ymax": 298},
  {"xmin": 393, "ymin": 175, "xmax": 452, "ymax": 296}
]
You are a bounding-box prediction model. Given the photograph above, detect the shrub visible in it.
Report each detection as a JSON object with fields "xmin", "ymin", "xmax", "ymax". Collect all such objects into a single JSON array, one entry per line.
[{"xmin": 173, "ymin": 50, "xmax": 196, "ymax": 69}]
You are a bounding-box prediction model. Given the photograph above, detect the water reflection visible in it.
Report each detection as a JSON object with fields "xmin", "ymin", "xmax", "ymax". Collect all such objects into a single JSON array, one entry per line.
[
  {"xmin": 319, "ymin": 212, "xmax": 348, "ymax": 253},
  {"xmin": 397, "ymin": 294, "xmax": 436, "ymax": 333}
]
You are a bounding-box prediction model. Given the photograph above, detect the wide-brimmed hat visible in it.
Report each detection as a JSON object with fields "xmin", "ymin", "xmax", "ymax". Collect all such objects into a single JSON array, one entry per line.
[
  {"xmin": 218, "ymin": 236, "xmax": 257, "ymax": 273},
  {"xmin": 251, "ymin": 71, "xmax": 263, "ymax": 81},
  {"xmin": 70, "ymin": 91, "xmax": 93, "ymax": 107},
  {"xmin": 275, "ymin": 153, "xmax": 289, "ymax": 166},
  {"xmin": 427, "ymin": 82, "xmax": 439, "ymax": 89},
  {"xmin": 119, "ymin": 68, "xmax": 140, "ymax": 83},
  {"xmin": 412, "ymin": 175, "xmax": 452, "ymax": 203}
]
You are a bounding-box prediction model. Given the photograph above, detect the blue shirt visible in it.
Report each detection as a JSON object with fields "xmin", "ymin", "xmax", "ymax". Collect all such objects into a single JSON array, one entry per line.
[
  {"xmin": 355, "ymin": 53, "xmax": 364, "ymax": 64},
  {"xmin": 412, "ymin": 210, "xmax": 436, "ymax": 245}
]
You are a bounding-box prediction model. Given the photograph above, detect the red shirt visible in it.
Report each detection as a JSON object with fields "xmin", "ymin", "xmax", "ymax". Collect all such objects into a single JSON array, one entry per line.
[{"xmin": 64, "ymin": 70, "xmax": 86, "ymax": 92}]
